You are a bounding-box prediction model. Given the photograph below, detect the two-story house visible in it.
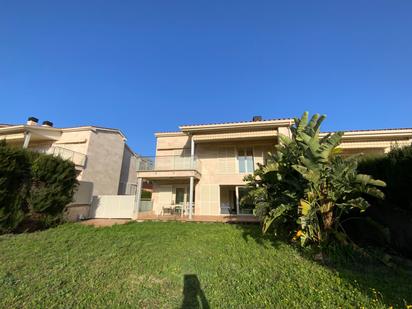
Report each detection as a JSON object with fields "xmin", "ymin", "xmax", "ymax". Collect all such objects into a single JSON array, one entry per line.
[{"xmin": 136, "ymin": 116, "xmax": 412, "ymax": 221}]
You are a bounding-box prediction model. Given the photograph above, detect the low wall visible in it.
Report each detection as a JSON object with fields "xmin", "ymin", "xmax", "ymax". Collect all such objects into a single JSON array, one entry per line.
[
  {"xmin": 89, "ymin": 195, "xmax": 136, "ymax": 219},
  {"xmin": 65, "ymin": 181, "xmax": 94, "ymax": 222}
]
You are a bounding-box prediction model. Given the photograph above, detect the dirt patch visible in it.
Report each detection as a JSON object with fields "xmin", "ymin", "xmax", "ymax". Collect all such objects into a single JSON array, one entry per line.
[{"xmin": 80, "ymin": 219, "xmax": 131, "ymax": 227}]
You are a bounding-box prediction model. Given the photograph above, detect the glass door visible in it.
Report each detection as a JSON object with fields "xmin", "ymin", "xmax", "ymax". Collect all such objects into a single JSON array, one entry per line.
[
  {"xmin": 236, "ymin": 186, "xmax": 254, "ymax": 215},
  {"xmin": 175, "ymin": 188, "xmax": 185, "ymax": 205}
]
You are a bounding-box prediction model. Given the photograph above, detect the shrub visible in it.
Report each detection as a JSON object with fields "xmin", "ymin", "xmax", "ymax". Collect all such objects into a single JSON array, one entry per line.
[
  {"xmin": 350, "ymin": 145, "xmax": 412, "ymax": 257},
  {"xmin": 0, "ymin": 141, "xmax": 31, "ymax": 233},
  {"xmin": 0, "ymin": 142, "xmax": 78, "ymax": 233},
  {"xmin": 244, "ymin": 112, "xmax": 385, "ymax": 248},
  {"xmin": 358, "ymin": 145, "xmax": 412, "ymax": 211},
  {"xmin": 28, "ymin": 153, "xmax": 78, "ymax": 228}
]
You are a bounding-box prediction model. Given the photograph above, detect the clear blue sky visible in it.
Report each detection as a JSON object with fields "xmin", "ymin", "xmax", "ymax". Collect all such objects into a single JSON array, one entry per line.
[{"xmin": 1, "ymin": 1, "xmax": 411, "ymax": 155}]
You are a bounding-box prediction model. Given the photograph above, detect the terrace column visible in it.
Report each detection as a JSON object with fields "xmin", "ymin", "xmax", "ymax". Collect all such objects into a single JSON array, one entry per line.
[
  {"xmin": 134, "ymin": 177, "xmax": 143, "ymax": 219},
  {"xmin": 22, "ymin": 131, "xmax": 31, "ymax": 149},
  {"xmin": 190, "ymin": 136, "xmax": 195, "ymax": 165},
  {"xmin": 189, "ymin": 135, "xmax": 195, "ymax": 219},
  {"xmin": 189, "ymin": 176, "xmax": 194, "ymax": 220}
]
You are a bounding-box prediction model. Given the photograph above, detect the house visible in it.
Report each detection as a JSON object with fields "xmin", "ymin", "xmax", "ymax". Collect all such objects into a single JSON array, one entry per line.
[
  {"xmin": 136, "ymin": 116, "xmax": 412, "ymax": 221},
  {"xmin": 0, "ymin": 117, "xmax": 139, "ymax": 219}
]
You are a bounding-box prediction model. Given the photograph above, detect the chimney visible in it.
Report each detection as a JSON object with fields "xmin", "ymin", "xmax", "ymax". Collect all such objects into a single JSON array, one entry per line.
[
  {"xmin": 252, "ymin": 116, "xmax": 262, "ymax": 122},
  {"xmin": 42, "ymin": 120, "xmax": 53, "ymax": 127},
  {"xmin": 26, "ymin": 116, "xmax": 39, "ymax": 126}
]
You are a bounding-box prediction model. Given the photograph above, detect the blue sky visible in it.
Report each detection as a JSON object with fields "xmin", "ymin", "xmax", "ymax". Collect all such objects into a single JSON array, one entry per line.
[{"xmin": 1, "ymin": 1, "xmax": 411, "ymax": 155}]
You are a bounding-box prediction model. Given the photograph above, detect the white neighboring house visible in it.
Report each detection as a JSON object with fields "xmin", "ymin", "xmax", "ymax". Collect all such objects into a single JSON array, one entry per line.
[{"xmin": 0, "ymin": 117, "xmax": 139, "ymax": 220}]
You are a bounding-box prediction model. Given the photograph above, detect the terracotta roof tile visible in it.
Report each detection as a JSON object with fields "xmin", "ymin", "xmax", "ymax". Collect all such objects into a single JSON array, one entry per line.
[
  {"xmin": 180, "ymin": 117, "xmax": 293, "ymax": 127},
  {"xmin": 323, "ymin": 127, "xmax": 412, "ymax": 134}
]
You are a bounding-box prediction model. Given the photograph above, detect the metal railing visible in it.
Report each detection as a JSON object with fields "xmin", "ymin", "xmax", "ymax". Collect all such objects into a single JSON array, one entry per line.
[
  {"xmin": 137, "ymin": 155, "xmax": 200, "ymax": 172},
  {"xmin": 33, "ymin": 146, "xmax": 87, "ymax": 167}
]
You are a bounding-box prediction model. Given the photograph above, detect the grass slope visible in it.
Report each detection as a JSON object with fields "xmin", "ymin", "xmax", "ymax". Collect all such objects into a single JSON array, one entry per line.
[{"xmin": 0, "ymin": 222, "xmax": 411, "ymax": 308}]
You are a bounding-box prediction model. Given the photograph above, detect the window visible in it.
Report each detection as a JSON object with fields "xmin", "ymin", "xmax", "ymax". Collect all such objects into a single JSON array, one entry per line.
[{"xmin": 237, "ymin": 147, "xmax": 254, "ymax": 173}]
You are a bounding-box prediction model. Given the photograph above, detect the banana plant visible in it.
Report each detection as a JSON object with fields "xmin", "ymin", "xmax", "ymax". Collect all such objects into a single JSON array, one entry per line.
[{"xmin": 244, "ymin": 112, "xmax": 386, "ymax": 247}]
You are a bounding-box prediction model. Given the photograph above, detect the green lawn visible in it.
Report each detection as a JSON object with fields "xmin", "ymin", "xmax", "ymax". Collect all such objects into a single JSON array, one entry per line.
[{"xmin": 0, "ymin": 222, "xmax": 410, "ymax": 308}]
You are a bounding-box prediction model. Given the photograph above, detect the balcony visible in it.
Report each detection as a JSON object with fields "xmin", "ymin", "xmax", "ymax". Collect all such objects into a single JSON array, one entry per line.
[
  {"xmin": 137, "ymin": 155, "xmax": 201, "ymax": 180},
  {"xmin": 33, "ymin": 146, "xmax": 87, "ymax": 167}
]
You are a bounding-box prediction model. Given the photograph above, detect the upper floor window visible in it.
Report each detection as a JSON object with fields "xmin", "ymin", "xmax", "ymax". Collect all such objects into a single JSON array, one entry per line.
[{"xmin": 238, "ymin": 147, "xmax": 254, "ymax": 173}]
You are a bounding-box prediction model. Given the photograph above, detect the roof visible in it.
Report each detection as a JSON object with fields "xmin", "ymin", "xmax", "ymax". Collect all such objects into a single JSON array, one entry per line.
[
  {"xmin": 0, "ymin": 124, "xmax": 127, "ymax": 140},
  {"xmin": 321, "ymin": 127, "xmax": 412, "ymax": 140},
  {"xmin": 179, "ymin": 117, "xmax": 294, "ymax": 128},
  {"xmin": 322, "ymin": 127, "xmax": 412, "ymax": 134},
  {"xmin": 179, "ymin": 118, "xmax": 294, "ymax": 133}
]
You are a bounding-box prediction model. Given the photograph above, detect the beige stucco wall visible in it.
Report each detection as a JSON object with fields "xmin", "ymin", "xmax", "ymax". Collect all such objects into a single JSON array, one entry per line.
[
  {"xmin": 80, "ymin": 130, "xmax": 125, "ymax": 195},
  {"xmin": 54, "ymin": 130, "xmax": 91, "ymax": 154},
  {"xmin": 194, "ymin": 140, "xmax": 276, "ymax": 215},
  {"xmin": 118, "ymin": 145, "xmax": 138, "ymax": 194}
]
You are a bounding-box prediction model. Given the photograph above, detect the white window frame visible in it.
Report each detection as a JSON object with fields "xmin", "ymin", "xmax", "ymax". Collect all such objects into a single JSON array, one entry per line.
[{"xmin": 236, "ymin": 147, "xmax": 254, "ymax": 174}]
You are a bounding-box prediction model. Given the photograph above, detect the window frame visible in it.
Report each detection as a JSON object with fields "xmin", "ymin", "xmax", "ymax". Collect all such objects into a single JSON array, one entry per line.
[{"xmin": 236, "ymin": 147, "xmax": 254, "ymax": 174}]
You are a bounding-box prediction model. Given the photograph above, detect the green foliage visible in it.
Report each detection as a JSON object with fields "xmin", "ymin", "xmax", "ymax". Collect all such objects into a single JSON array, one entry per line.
[
  {"xmin": 141, "ymin": 190, "xmax": 152, "ymax": 199},
  {"xmin": 358, "ymin": 145, "xmax": 412, "ymax": 211},
  {"xmin": 244, "ymin": 112, "xmax": 385, "ymax": 247},
  {"xmin": 0, "ymin": 142, "xmax": 78, "ymax": 233},
  {"xmin": 29, "ymin": 153, "xmax": 78, "ymax": 226},
  {"xmin": 0, "ymin": 141, "xmax": 31, "ymax": 233}
]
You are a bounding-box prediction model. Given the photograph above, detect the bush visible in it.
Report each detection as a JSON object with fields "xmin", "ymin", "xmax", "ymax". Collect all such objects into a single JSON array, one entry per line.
[
  {"xmin": 358, "ymin": 145, "xmax": 412, "ymax": 211},
  {"xmin": 28, "ymin": 153, "xmax": 78, "ymax": 228},
  {"xmin": 0, "ymin": 142, "xmax": 31, "ymax": 233},
  {"xmin": 351, "ymin": 145, "xmax": 412, "ymax": 257},
  {"xmin": 0, "ymin": 142, "xmax": 78, "ymax": 233}
]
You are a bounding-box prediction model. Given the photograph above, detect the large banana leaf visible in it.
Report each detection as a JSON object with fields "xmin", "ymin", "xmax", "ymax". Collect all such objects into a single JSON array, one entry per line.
[
  {"xmin": 263, "ymin": 204, "xmax": 293, "ymax": 233},
  {"xmin": 292, "ymin": 164, "xmax": 320, "ymax": 183},
  {"xmin": 356, "ymin": 174, "xmax": 386, "ymax": 187}
]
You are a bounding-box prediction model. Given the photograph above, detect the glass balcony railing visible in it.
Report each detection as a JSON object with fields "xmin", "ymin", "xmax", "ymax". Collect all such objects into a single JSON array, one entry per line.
[
  {"xmin": 137, "ymin": 155, "xmax": 200, "ymax": 172},
  {"xmin": 32, "ymin": 146, "xmax": 87, "ymax": 167}
]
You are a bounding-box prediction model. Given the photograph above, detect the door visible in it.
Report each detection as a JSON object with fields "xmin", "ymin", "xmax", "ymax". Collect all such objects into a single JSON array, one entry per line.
[
  {"xmin": 175, "ymin": 187, "xmax": 186, "ymax": 205},
  {"xmin": 236, "ymin": 186, "xmax": 254, "ymax": 215}
]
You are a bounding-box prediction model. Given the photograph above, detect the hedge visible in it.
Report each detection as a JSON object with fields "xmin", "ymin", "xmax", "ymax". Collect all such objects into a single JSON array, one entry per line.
[
  {"xmin": 349, "ymin": 144, "xmax": 412, "ymax": 257},
  {"xmin": 0, "ymin": 141, "xmax": 78, "ymax": 233},
  {"xmin": 358, "ymin": 145, "xmax": 412, "ymax": 212}
]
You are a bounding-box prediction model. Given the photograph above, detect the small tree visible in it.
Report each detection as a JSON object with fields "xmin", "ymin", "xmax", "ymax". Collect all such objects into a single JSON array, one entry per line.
[
  {"xmin": 28, "ymin": 153, "xmax": 78, "ymax": 227},
  {"xmin": 0, "ymin": 142, "xmax": 78, "ymax": 233},
  {"xmin": 244, "ymin": 112, "xmax": 386, "ymax": 247},
  {"xmin": 0, "ymin": 141, "xmax": 31, "ymax": 233}
]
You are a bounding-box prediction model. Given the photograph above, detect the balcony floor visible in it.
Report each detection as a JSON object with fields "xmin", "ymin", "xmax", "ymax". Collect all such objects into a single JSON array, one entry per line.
[{"xmin": 136, "ymin": 169, "xmax": 201, "ymax": 180}]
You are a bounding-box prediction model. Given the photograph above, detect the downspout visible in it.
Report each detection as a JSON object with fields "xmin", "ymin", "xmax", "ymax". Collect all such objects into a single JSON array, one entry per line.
[{"xmin": 189, "ymin": 134, "xmax": 195, "ymax": 220}]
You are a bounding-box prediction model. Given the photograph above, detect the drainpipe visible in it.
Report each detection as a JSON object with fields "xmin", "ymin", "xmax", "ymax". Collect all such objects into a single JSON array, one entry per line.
[
  {"xmin": 189, "ymin": 176, "xmax": 194, "ymax": 220},
  {"xmin": 189, "ymin": 135, "xmax": 195, "ymax": 219},
  {"xmin": 22, "ymin": 130, "xmax": 31, "ymax": 149},
  {"xmin": 134, "ymin": 177, "xmax": 143, "ymax": 219}
]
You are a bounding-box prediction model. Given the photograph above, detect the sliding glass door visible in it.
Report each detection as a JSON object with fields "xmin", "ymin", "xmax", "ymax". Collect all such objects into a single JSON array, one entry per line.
[{"xmin": 235, "ymin": 186, "xmax": 254, "ymax": 215}]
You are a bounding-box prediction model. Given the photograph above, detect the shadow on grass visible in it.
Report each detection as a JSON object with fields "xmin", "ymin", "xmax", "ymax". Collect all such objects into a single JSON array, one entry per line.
[
  {"xmin": 233, "ymin": 223, "xmax": 411, "ymax": 307},
  {"xmin": 232, "ymin": 223, "xmax": 282, "ymax": 248},
  {"xmin": 181, "ymin": 274, "xmax": 210, "ymax": 309},
  {"xmin": 320, "ymin": 254, "xmax": 412, "ymax": 307}
]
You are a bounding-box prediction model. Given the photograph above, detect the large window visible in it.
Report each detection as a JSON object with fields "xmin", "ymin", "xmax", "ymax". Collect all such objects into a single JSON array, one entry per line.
[{"xmin": 237, "ymin": 147, "xmax": 254, "ymax": 173}]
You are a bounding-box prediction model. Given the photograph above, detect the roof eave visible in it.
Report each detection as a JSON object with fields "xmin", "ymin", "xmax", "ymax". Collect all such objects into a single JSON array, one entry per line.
[{"xmin": 179, "ymin": 119, "xmax": 294, "ymax": 133}]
